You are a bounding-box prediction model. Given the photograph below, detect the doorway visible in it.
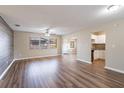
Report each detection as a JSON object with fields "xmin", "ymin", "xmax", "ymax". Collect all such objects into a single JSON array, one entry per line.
[
  {"xmin": 91, "ymin": 31, "xmax": 106, "ymax": 67},
  {"xmin": 69, "ymin": 39, "xmax": 77, "ymax": 55},
  {"xmin": 62, "ymin": 38, "xmax": 77, "ymax": 56}
]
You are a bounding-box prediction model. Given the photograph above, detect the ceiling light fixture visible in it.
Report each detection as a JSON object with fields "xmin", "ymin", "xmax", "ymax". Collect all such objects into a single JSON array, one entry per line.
[
  {"xmin": 107, "ymin": 5, "xmax": 120, "ymax": 12},
  {"xmin": 45, "ymin": 28, "xmax": 50, "ymax": 37}
]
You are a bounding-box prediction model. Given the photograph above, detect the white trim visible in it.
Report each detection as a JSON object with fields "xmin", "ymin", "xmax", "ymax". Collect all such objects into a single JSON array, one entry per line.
[
  {"xmin": 14, "ymin": 54, "xmax": 62, "ymax": 61},
  {"xmin": 77, "ymin": 59, "xmax": 91, "ymax": 64},
  {"xmin": 0, "ymin": 59, "xmax": 15, "ymax": 80},
  {"xmin": 105, "ymin": 66, "xmax": 124, "ymax": 74}
]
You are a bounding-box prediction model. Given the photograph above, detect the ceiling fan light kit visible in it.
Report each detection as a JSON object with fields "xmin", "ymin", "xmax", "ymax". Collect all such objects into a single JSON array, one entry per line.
[{"xmin": 44, "ymin": 28, "xmax": 50, "ymax": 36}]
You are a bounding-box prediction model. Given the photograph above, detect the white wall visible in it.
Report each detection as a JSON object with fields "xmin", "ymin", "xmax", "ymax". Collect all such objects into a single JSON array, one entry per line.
[
  {"xmin": 106, "ymin": 21, "xmax": 124, "ymax": 72},
  {"xmin": 62, "ymin": 19, "xmax": 124, "ymax": 72},
  {"xmin": 14, "ymin": 31, "xmax": 62, "ymax": 59}
]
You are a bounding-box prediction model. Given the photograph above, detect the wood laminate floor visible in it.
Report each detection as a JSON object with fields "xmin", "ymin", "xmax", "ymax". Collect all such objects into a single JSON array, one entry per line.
[{"xmin": 0, "ymin": 54, "xmax": 124, "ymax": 88}]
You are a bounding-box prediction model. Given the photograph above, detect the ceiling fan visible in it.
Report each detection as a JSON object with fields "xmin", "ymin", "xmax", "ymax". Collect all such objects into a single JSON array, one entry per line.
[
  {"xmin": 42, "ymin": 27, "xmax": 56, "ymax": 36},
  {"xmin": 44, "ymin": 28, "xmax": 50, "ymax": 36}
]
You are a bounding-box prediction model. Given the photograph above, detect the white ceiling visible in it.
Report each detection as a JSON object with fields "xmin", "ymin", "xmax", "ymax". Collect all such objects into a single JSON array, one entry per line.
[{"xmin": 0, "ymin": 5, "xmax": 124, "ymax": 35}]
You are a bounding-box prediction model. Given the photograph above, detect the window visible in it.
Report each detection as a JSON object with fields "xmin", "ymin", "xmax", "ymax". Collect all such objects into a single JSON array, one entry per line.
[
  {"xmin": 40, "ymin": 38, "xmax": 49, "ymax": 49},
  {"xmin": 30, "ymin": 37, "xmax": 57, "ymax": 49},
  {"xmin": 30, "ymin": 37, "xmax": 40, "ymax": 49}
]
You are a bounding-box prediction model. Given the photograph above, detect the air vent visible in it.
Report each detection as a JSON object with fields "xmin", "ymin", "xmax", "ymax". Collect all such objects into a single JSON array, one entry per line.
[{"xmin": 15, "ymin": 24, "xmax": 20, "ymax": 27}]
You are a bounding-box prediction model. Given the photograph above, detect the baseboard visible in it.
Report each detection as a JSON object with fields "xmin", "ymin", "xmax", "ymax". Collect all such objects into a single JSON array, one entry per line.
[
  {"xmin": 14, "ymin": 54, "xmax": 62, "ymax": 61},
  {"xmin": 77, "ymin": 59, "xmax": 91, "ymax": 64},
  {"xmin": 0, "ymin": 59, "xmax": 15, "ymax": 80},
  {"xmin": 105, "ymin": 66, "xmax": 124, "ymax": 74}
]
